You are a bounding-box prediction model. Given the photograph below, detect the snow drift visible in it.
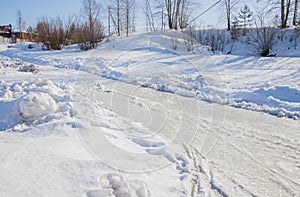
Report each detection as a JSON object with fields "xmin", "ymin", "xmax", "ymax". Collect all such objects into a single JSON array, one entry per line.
[{"xmin": 0, "ymin": 78, "xmax": 72, "ymax": 131}]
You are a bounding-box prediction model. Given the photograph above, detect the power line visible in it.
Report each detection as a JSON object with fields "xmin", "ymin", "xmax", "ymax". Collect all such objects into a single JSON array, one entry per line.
[{"xmin": 188, "ymin": 0, "xmax": 223, "ymax": 25}]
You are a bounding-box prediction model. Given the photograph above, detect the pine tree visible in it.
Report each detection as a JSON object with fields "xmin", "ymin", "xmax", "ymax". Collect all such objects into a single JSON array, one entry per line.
[
  {"xmin": 231, "ymin": 17, "xmax": 240, "ymax": 40},
  {"xmin": 238, "ymin": 5, "xmax": 253, "ymax": 35}
]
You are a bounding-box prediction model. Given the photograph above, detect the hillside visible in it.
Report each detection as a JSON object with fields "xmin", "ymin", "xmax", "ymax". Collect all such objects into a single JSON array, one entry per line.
[{"xmin": 0, "ymin": 30, "xmax": 299, "ymax": 196}]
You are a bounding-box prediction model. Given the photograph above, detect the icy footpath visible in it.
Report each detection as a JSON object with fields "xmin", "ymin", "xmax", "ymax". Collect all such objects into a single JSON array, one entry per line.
[{"xmin": 0, "ymin": 78, "xmax": 73, "ymax": 131}]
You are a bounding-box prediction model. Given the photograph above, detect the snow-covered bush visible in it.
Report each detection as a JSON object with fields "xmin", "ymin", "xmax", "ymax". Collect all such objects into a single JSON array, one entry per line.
[
  {"xmin": 252, "ymin": 27, "xmax": 278, "ymax": 57},
  {"xmin": 170, "ymin": 37, "xmax": 179, "ymax": 50},
  {"xmin": 189, "ymin": 28, "xmax": 230, "ymax": 52},
  {"xmin": 293, "ymin": 25, "xmax": 300, "ymax": 49}
]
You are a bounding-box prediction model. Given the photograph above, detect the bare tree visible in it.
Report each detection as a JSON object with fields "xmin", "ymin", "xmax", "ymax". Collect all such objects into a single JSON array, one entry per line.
[
  {"xmin": 64, "ymin": 15, "xmax": 77, "ymax": 44},
  {"xmin": 293, "ymin": 0, "xmax": 298, "ymax": 25},
  {"xmin": 265, "ymin": 0, "xmax": 292, "ymax": 28},
  {"xmin": 280, "ymin": 0, "xmax": 292, "ymax": 28},
  {"xmin": 125, "ymin": 0, "xmax": 135, "ymax": 36},
  {"xmin": 117, "ymin": 0, "xmax": 121, "ymax": 36},
  {"xmin": 27, "ymin": 26, "xmax": 34, "ymax": 42},
  {"xmin": 225, "ymin": 0, "xmax": 231, "ymax": 30},
  {"xmin": 224, "ymin": 0, "xmax": 239, "ymax": 31},
  {"xmin": 81, "ymin": 0, "xmax": 104, "ymax": 49},
  {"xmin": 164, "ymin": 0, "xmax": 189, "ymax": 29},
  {"xmin": 251, "ymin": 3, "xmax": 278, "ymax": 56},
  {"xmin": 146, "ymin": 0, "xmax": 156, "ymax": 31},
  {"xmin": 36, "ymin": 17, "xmax": 65, "ymax": 50},
  {"xmin": 107, "ymin": 0, "xmax": 135, "ymax": 36}
]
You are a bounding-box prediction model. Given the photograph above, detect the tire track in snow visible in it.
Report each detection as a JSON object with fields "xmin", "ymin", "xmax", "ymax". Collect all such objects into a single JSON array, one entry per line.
[
  {"xmin": 188, "ymin": 145, "xmax": 231, "ymax": 197},
  {"xmin": 229, "ymin": 142, "xmax": 299, "ymax": 196}
]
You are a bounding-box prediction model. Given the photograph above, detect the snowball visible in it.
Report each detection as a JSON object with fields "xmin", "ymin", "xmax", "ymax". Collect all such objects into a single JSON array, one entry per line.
[{"xmin": 18, "ymin": 92, "xmax": 57, "ymax": 121}]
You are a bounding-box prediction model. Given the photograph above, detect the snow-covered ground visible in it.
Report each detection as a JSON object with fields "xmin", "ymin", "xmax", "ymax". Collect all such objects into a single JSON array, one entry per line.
[{"xmin": 0, "ymin": 31, "xmax": 299, "ymax": 196}]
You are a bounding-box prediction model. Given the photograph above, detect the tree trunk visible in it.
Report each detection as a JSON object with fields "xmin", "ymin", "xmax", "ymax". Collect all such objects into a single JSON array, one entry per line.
[
  {"xmin": 281, "ymin": 0, "xmax": 285, "ymax": 28},
  {"xmin": 280, "ymin": 0, "xmax": 292, "ymax": 28},
  {"xmin": 225, "ymin": 0, "xmax": 231, "ymax": 31},
  {"xmin": 293, "ymin": 0, "xmax": 298, "ymax": 26},
  {"xmin": 284, "ymin": 0, "xmax": 291, "ymax": 27},
  {"xmin": 174, "ymin": 0, "xmax": 181, "ymax": 29},
  {"xmin": 108, "ymin": 7, "xmax": 111, "ymax": 35},
  {"xmin": 166, "ymin": 0, "xmax": 173, "ymax": 29},
  {"xmin": 180, "ymin": 0, "xmax": 185, "ymax": 29},
  {"xmin": 117, "ymin": 0, "xmax": 121, "ymax": 36},
  {"xmin": 126, "ymin": 0, "xmax": 129, "ymax": 36},
  {"xmin": 161, "ymin": 7, "xmax": 164, "ymax": 30}
]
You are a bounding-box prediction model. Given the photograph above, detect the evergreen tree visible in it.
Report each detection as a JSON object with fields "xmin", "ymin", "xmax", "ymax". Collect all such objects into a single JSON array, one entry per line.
[
  {"xmin": 231, "ymin": 16, "xmax": 241, "ymax": 40},
  {"xmin": 238, "ymin": 5, "xmax": 253, "ymax": 35}
]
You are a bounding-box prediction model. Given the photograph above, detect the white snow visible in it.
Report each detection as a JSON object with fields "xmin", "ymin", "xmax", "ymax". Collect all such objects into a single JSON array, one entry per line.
[
  {"xmin": 18, "ymin": 92, "xmax": 57, "ymax": 121},
  {"xmin": 0, "ymin": 30, "xmax": 299, "ymax": 197}
]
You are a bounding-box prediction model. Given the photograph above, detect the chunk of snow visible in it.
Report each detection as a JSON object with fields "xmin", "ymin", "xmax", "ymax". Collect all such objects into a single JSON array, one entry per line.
[{"xmin": 18, "ymin": 92, "xmax": 57, "ymax": 121}]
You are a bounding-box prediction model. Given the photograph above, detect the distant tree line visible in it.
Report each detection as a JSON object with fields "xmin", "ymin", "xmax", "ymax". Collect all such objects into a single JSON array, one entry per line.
[
  {"xmin": 13, "ymin": 0, "xmax": 300, "ymax": 54},
  {"xmin": 35, "ymin": 0, "xmax": 104, "ymax": 50}
]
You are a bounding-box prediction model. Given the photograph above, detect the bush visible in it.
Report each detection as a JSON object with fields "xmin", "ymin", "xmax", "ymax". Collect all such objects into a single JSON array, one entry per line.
[
  {"xmin": 36, "ymin": 17, "xmax": 65, "ymax": 50},
  {"xmin": 28, "ymin": 44, "xmax": 34, "ymax": 49},
  {"xmin": 187, "ymin": 28, "xmax": 230, "ymax": 52},
  {"xmin": 253, "ymin": 27, "xmax": 278, "ymax": 57}
]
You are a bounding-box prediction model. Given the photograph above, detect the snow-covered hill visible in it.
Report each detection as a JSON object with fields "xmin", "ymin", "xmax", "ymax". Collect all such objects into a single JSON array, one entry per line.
[{"xmin": 0, "ymin": 31, "xmax": 299, "ymax": 196}]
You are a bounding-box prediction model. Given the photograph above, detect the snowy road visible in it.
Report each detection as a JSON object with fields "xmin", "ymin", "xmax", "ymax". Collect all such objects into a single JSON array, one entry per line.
[
  {"xmin": 75, "ymin": 78, "xmax": 300, "ymax": 196},
  {"xmin": 0, "ymin": 31, "xmax": 299, "ymax": 196}
]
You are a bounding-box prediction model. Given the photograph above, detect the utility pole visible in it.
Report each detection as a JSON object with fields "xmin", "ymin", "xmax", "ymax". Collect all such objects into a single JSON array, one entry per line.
[
  {"xmin": 17, "ymin": 10, "xmax": 23, "ymax": 40},
  {"xmin": 19, "ymin": 16, "xmax": 22, "ymax": 40}
]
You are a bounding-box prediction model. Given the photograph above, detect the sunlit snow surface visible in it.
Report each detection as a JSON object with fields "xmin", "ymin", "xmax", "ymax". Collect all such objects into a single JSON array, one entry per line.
[{"xmin": 0, "ymin": 31, "xmax": 299, "ymax": 196}]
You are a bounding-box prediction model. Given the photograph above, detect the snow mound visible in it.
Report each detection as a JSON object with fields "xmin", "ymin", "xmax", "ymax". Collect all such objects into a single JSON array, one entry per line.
[
  {"xmin": 231, "ymin": 85, "xmax": 300, "ymax": 118},
  {"xmin": 0, "ymin": 57, "xmax": 38, "ymax": 73},
  {"xmin": 0, "ymin": 99, "xmax": 22, "ymax": 130},
  {"xmin": 0, "ymin": 78, "xmax": 73, "ymax": 131},
  {"xmin": 0, "ymin": 43, "xmax": 7, "ymax": 52},
  {"xmin": 18, "ymin": 63, "xmax": 39, "ymax": 73},
  {"xmin": 237, "ymin": 85, "xmax": 300, "ymax": 106},
  {"xmin": 98, "ymin": 173, "xmax": 151, "ymax": 197},
  {"xmin": 18, "ymin": 92, "xmax": 57, "ymax": 121}
]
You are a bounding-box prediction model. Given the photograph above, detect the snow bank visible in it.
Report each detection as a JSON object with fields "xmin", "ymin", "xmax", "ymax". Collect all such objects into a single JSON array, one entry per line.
[
  {"xmin": 0, "ymin": 43, "xmax": 7, "ymax": 52},
  {"xmin": 0, "ymin": 57, "xmax": 38, "ymax": 73},
  {"xmin": 0, "ymin": 78, "xmax": 73, "ymax": 131},
  {"xmin": 92, "ymin": 31, "xmax": 300, "ymax": 120},
  {"xmin": 229, "ymin": 85, "xmax": 300, "ymax": 119},
  {"xmin": 236, "ymin": 85, "xmax": 300, "ymax": 106}
]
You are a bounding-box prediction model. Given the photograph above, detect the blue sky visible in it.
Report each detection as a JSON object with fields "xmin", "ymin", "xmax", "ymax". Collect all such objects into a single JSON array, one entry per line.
[
  {"xmin": 0, "ymin": 0, "xmax": 223, "ymax": 31},
  {"xmin": 0, "ymin": 0, "xmax": 82, "ymax": 30}
]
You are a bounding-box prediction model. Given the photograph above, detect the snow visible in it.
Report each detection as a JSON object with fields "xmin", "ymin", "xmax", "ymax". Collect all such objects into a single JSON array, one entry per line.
[
  {"xmin": 18, "ymin": 92, "xmax": 57, "ymax": 121},
  {"xmin": 0, "ymin": 30, "xmax": 299, "ymax": 196}
]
